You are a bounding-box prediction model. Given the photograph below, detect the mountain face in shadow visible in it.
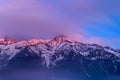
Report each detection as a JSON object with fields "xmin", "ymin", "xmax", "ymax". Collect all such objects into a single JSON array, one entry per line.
[{"xmin": 7, "ymin": 47, "xmax": 43, "ymax": 71}]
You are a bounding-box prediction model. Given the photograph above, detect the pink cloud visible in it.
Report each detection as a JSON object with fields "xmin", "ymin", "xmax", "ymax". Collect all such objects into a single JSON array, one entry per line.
[
  {"xmin": 0, "ymin": 0, "xmax": 118, "ymax": 48},
  {"xmin": 0, "ymin": 0, "xmax": 82, "ymax": 40},
  {"xmin": 53, "ymin": 0, "xmax": 115, "ymax": 27}
]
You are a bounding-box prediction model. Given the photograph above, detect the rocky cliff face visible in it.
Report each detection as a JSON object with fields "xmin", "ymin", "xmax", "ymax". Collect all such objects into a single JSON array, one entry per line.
[{"xmin": 0, "ymin": 36, "xmax": 120, "ymax": 80}]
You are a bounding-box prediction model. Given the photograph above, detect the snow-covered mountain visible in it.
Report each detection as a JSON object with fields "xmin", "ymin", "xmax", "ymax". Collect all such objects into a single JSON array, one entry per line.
[{"xmin": 0, "ymin": 36, "xmax": 120, "ymax": 80}]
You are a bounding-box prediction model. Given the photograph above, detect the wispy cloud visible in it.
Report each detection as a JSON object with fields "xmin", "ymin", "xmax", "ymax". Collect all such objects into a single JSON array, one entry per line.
[
  {"xmin": 0, "ymin": 0, "xmax": 82, "ymax": 40},
  {"xmin": 0, "ymin": 0, "xmax": 119, "ymax": 48}
]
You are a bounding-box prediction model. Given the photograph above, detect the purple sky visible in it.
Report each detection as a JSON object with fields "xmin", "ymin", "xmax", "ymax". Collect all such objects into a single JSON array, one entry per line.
[{"xmin": 0, "ymin": 0, "xmax": 120, "ymax": 48}]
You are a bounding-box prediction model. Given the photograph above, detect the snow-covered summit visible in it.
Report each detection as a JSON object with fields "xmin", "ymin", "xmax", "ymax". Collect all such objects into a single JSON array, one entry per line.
[{"xmin": 0, "ymin": 36, "xmax": 120, "ymax": 74}]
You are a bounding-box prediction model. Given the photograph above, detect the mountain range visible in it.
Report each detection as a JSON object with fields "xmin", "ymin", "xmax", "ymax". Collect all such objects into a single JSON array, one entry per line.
[{"xmin": 0, "ymin": 36, "xmax": 120, "ymax": 80}]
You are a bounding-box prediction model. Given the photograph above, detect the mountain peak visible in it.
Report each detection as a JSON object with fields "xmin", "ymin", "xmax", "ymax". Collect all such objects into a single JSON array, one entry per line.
[
  {"xmin": 0, "ymin": 38, "xmax": 16, "ymax": 45},
  {"xmin": 54, "ymin": 35, "xmax": 66, "ymax": 39},
  {"xmin": 52, "ymin": 35, "xmax": 72, "ymax": 42}
]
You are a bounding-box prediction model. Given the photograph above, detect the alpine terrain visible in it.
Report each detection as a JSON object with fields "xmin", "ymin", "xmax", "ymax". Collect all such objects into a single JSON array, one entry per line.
[{"xmin": 0, "ymin": 36, "xmax": 120, "ymax": 80}]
